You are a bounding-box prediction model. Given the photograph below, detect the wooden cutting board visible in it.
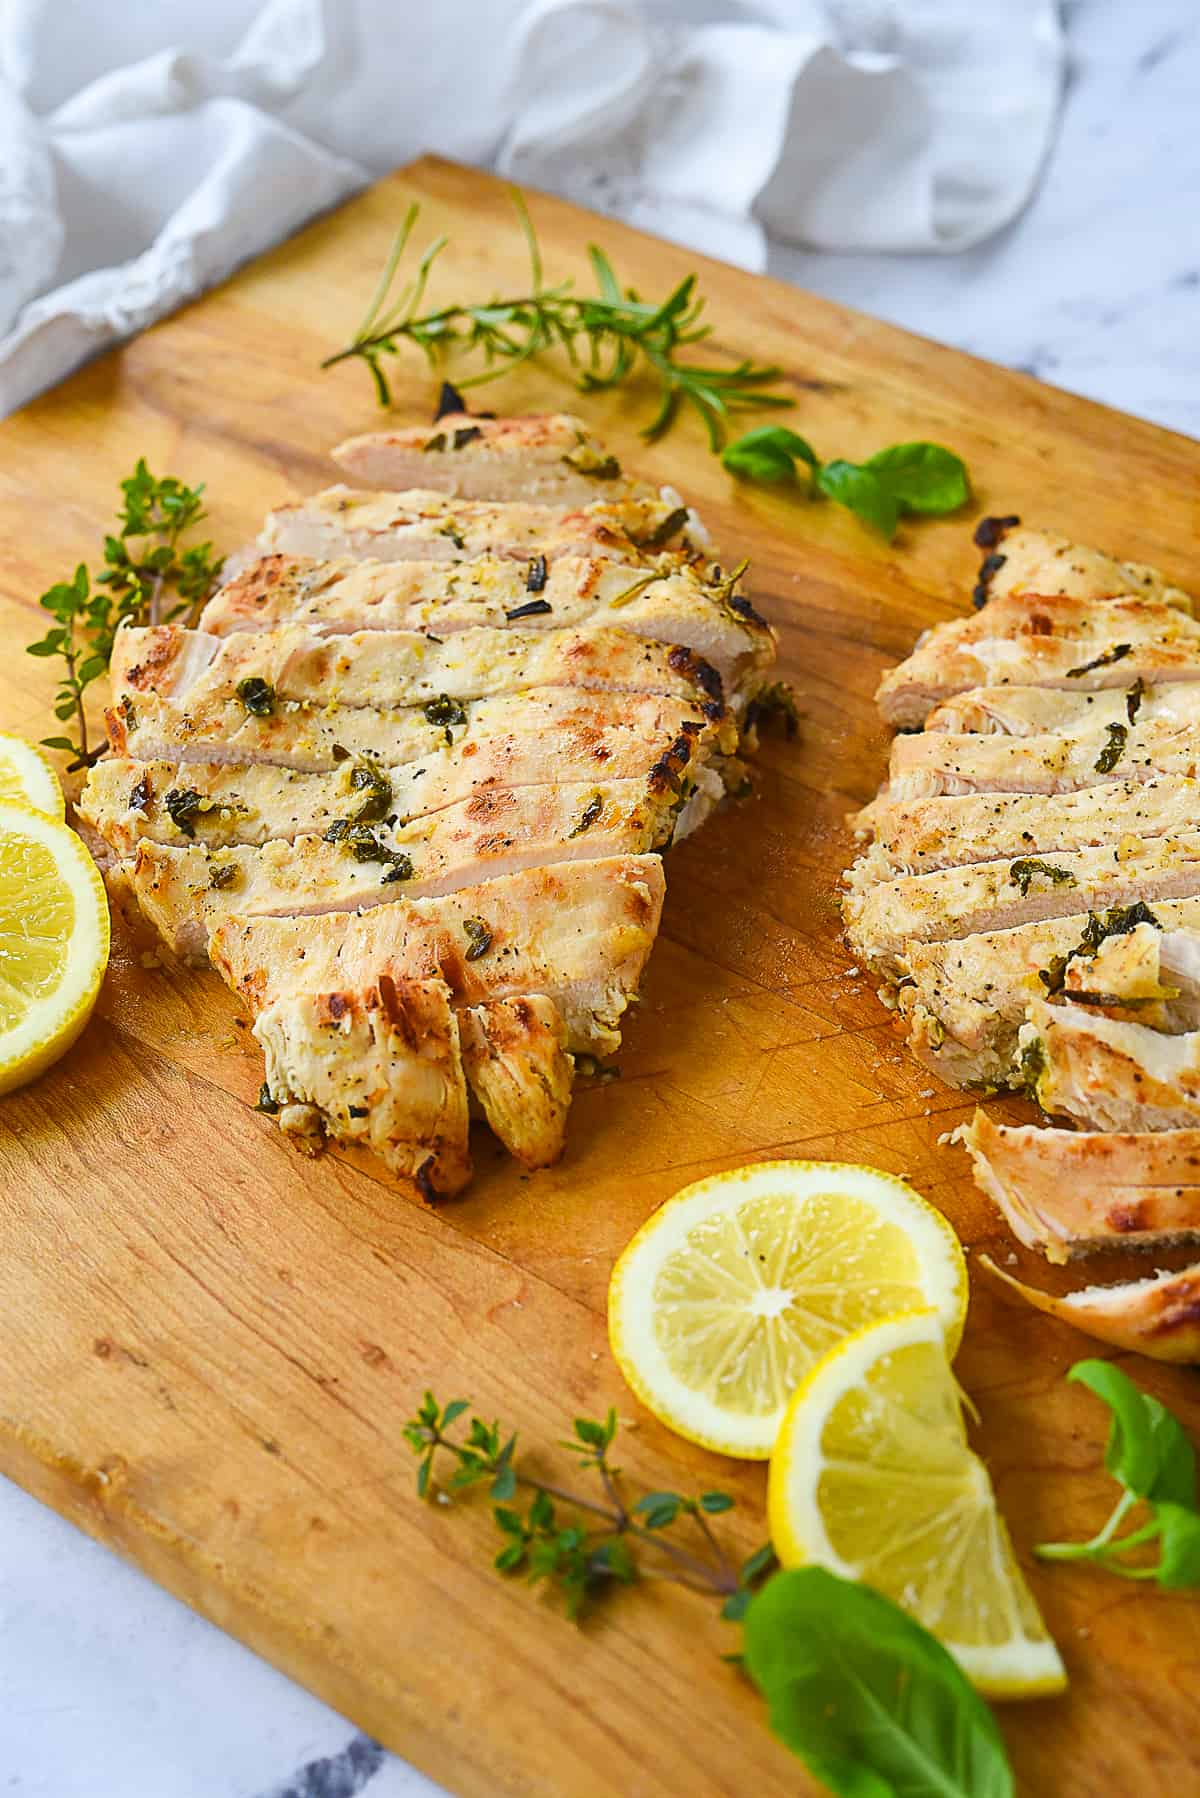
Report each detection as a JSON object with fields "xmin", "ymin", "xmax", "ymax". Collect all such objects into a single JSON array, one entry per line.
[{"xmin": 1, "ymin": 156, "xmax": 1198, "ymax": 1797}]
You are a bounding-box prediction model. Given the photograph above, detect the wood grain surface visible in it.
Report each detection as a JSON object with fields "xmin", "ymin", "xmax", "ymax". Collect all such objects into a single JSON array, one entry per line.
[{"xmin": 1, "ymin": 156, "xmax": 1199, "ymax": 1796}]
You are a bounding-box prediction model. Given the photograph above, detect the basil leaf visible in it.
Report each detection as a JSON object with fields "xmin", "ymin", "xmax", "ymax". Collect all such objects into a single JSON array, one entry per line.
[
  {"xmin": 743, "ymin": 1568, "xmax": 1014, "ymax": 1798},
  {"xmin": 1154, "ymin": 1502, "xmax": 1200, "ymax": 1587},
  {"xmin": 722, "ymin": 427, "xmax": 820, "ymax": 484},
  {"xmin": 1069, "ymin": 1361, "xmax": 1197, "ymax": 1504},
  {"xmin": 864, "ymin": 443, "xmax": 970, "ymax": 515},
  {"xmin": 817, "ymin": 462, "xmax": 900, "ymax": 539}
]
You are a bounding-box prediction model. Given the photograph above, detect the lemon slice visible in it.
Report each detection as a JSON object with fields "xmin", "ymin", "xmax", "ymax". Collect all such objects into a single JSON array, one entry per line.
[
  {"xmin": 769, "ymin": 1308, "xmax": 1066, "ymax": 1698},
  {"xmin": 0, "ymin": 802, "xmax": 110, "ymax": 1096},
  {"xmin": 607, "ymin": 1160, "xmax": 967, "ymax": 1458},
  {"xmin": 0, "ymin": 734, "xmax": 64, "ymax": 819}
]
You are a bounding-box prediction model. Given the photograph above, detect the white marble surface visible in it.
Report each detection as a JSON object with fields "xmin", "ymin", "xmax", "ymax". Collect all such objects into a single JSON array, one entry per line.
[{"xmin": 2, "ymin": 3, "xmax": 1196, "ymax": 1795}]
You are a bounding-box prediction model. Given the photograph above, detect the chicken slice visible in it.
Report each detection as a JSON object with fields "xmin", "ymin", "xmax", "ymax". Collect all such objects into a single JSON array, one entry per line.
[
  {"xmin": 198, "ymin": 553, "xmax": 773, "ymax": 701},
  {"xmin": 459, "ymin": 995, "xmax": 574, "ymax": 1169},
  {"xmin": 981, "ymin": 1255, "xmax": 1200, "ymax": 1364},
  {"xmin": 877, "ymin": 613, "xmax": 1200, "ymax": 729},
  {"xmin": 1021, "ymin": 996, "xmax": 1200, "ymax": 1133},
  {"xmin": 869, "ymin": 715, "xmax": 1200, "ymax": 813},
  {"xmin": 256, "ymin": 975, "xmax": 472, "ymax": 1198},
  {"xmin": 108, "ymin": 685, "xmax": 731, "ymax": 777},
  {"xmin": 332, "ymin": 412, "xmax": 655, "ymax": 507},
  {"xmin": 211, "ymin": 855, "xmax": 666, "ymax": 1059},
  {"xmin": 971, "ymin": 519, "xmax": 1192, "ymax": 612},
  {"xmin": 125, "ymin": 773, "xmax": 700, "ymax": 961},
  {"xmin": 82, "ymin": 731, "xmax": 714, "ymax": 855},
  {"xmin": 848, "ymin": 777, "xmax": 1200, "ymax": 890},
  {"xmin": 896, "ymin": 896, "xmax": 1200, "ymax": 1089},
  {"xmin": 110, "ymin": 622, "xmax": 726, "ymax": 720},
  {"xmin": 957, "ymin": 1111, "xmax": 1200, "ymax": 1262},
  {"xmin": 845, "ymin": 830, "xmax": 1200, "ymax": 981},
  {"xmin": 258, "ymin": 485, "xmax": 701, "ymax": 567},
  {"xmin": 924, "ymin": 679, "xmax": 1200, "ymax": 736}
]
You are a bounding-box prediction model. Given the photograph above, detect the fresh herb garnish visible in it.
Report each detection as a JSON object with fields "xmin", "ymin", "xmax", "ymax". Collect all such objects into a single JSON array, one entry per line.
[
  {"xmin": 463, "ymin": 918, "xmax": 492, "ymax": 961},
  {"xmin": 322, "ymin": 819, "xmax": 413, "ymax": 883},
  {"xmin": 722, "ymin": 428, "xmax": 969, "ymax": 540},
  {"xmin": 1038, "ymin": 900, "xmax": 1161, "ymax": 995},
  {"xmin": 321, "ymin": 193, "xmax": 789, "ymax": 449},
  {"xmin": 404, "ymin": 1394, "xmax": 1016, "ymax": 1796},
  {"xmin": 254, "ymin": 1082, "xmax": 281, "ymax": 1115},
  {"xmin": 568, "ymin": 793, "xmax": 604, "ymax": 838},
  {"xmin": 525, "ymin": 553, "xmax": 548, "ymax": 593},
  {"xmin": 235, "ymin": 676, "xmax": 275, "ymax": 716},
  {"xmin": 505, "ymin": 598, "xmax": 553, "ymax": 622},
  {"xmin": 637, "ymin": 505, "xmax": 690, "ymax": 550},
  {"xmin": 564, "ymin": 442, "xmax": 622, "ymax": 479},
  {"xmin": 26, "ymin": 461, "xmax": 222, "ymax": 769},
  {"xmin": 346, "ymin": 758, "xmax": 393, "ymax": 823},
  {"xmin": 163, "ymin": 787, "xmax": 204, "ymax": 838},
  {"xmin": 423, "ymin": 693, "xmax": 467, "ymax": 729},
  {"xmin": 1066, "ymin": 643, "xmax": 1132, "ymax": 678},
  {"xmin": 1009, "ymin": 858, "xmax": 1078, "ymax": 897},
  {"xmin": 1037, "ymin": 1361, "xmax": 1200, "ymax": 1587},
  {"xmin": 1126, "ymin": 676, "xmax": 1145, "ymax": 724},
  {"xmin": 744, "ymin": 1569, "xmax": 1014, "ymax": 1798},
  {"xmin": 1095, "ymin": 721, "xmax": 1128, "ymax": 772},
  {"xmin": 209, "ymin": 863, "xmax": 238, "ymax": 891}
]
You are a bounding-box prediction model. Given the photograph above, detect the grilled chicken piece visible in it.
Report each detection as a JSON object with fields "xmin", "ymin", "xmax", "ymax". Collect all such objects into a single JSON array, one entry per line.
[
  {"xmin": 82, "ymin": 727, "xmax": 716, "ymax": 854},
  {"xmin": 848, "ymin": 778, "xmax": 1200, "ymax": 890},
  {"xmin": 924, "ymin": 680, "xmax": 1200, "ymax": 736},
  {"xmin": 459, "ymin": 995, "xmax": 574, "ymax": 1168},
  {"xmin": 257, "ymin": 976, "xmax": 473, "ymax": 1196},
  {"xmin": 846, "ymin": 831, "xmax": 1200, "ymax": 981},
  {"xmin": 869, "ymin": 716, "xmax": 1200, "ymax": 814},
  {"xmin": 198, "ymin": 553, "xmax": 773, "ymax": 700},
  {"xmin": 896, "ymin": 897, "xmax": 1200, "ymax": 1089},
  {"xmin": 332, "ymin": 413, "xmax": 655, "ymax": 508},
  {"xmin": 108, "ymin": 685, "xmax": 730, "ymax": 777},
  {"xmin": 1054, "ymin": 923, "xmax": 1200, "ymax": 1031},
  {"xmin": 258, "ymin": 485, "xmax": 700, "ymax": 567},
  {"xmin": 958, "ymin": 1111, "xmax": 1200, "ymax": 1261},
  {"xmin": 972, "ymin": 519, "xmax": 1192, "ymax": 612},
  {"xmin": 877, "ymin": 599, "xmax": 1200, "ymax": 728},
  {"xmin": 982, "ymin": 1254, "xmax": 1200, "ymax": 1363},
  {"xmin": 1022, "ymin": 995, "xmax": 1200, "ymax": 1132},
  {"xmin": 110, "ymin": 622, "xmax": 726, "ymax": 721},
  {"xmin": 126, "ymin": 773, "xmax": 705, "ymax": 961},
  {"xmin": 212, "ymin": 855, "xmax": 666, "ymax": 1059}
]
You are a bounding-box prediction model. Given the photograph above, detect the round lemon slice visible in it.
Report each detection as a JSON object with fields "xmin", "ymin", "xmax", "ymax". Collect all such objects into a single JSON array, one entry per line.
[
  {"xmin": 607, "ymin": 1160, "xmax": 967, "ymax": 1458},
  {"xmin": 0, "ymin": 734, "xmax": 64, "ymax": 819},
  {"xmin": 769, "ymin": 1308, "xmax": 1066, "ymax": 1698},
  {"xmin": 0, "ymin": 802, "xmax": 110, "ymax": 1096}
]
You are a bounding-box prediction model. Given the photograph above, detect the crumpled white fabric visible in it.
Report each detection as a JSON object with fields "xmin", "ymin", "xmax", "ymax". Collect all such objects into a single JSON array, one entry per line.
[{"xmin": 0, "ymin": 0, "xmax": 1064, "ymax": 418}]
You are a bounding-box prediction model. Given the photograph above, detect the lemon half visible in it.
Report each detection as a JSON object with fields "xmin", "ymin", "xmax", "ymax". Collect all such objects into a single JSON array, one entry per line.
[
  {"xmin": 607, "ymin": 1160, "xmax": 967, "ymax": 1458},
  {"xmin": 0, "ymin": 801, "xmax": 110, "ymax": 1096},
  {"xmin": 769, "ymin": 1308, "xmax": 1066, "ymax": 1698}
]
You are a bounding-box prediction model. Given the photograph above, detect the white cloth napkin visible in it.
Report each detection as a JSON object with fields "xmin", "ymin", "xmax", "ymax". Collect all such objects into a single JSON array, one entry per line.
[{"xmin": 0, "ymin": 0, "xmax": 1064, "ymax": 418}]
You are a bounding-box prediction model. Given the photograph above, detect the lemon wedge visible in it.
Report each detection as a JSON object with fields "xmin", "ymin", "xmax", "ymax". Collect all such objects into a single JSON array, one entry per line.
[
  {"xmin": 0, "ymin": 801, "xmax": 110, "ymax": 1096},
  {"xmin": 769, "ymin": 1308, "xmax": 1066, "ymax": 1698},
  {"xmin": 607, "ymin": 1160, "xmax": 967, "ymax": 1458},
  {"xmin": 0, "ymin": 734, "xmax": 64, "ymax": 819}
]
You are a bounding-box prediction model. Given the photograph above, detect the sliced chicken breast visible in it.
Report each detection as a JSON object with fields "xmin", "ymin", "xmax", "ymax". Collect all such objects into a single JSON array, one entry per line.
[
  {"xmin": 848, "ymin": 778, "xmax": 1200, "ymax": 890},
  {"xmin": 332, "ymin": 412, "xmax": 654, "ymax": 507},
  {"xmin": 211, "ymin": 854, "xmax": 666, "ymax": 1060},
  {"xmin": 1022, "ymin": 997, "xmax": 1200, "ymax": 1133},
  {"xmin": 846, "ymin": 831, "xmax": 1200, "ymax": 981},
  {"xmin": 198, "ymin": 553, "xmax": 772, "ymax": 699},
  {"xmin": 924, "ymin": 678, "xmax": 1198, "ymax": 737},
  {"xmin": 107, "ymin": 685, "xmax": 730, "ymax": 778},
  {"xmin": 896, "ymin": 896, "xmax": 1200, "ymax": 1089},
  {"xmin": 127, "ymin": 773, "xmax": 701, "ymax": 962},
  {"xmin": 458, "ymin": 994, "xmax": 575, "ymax": 1169},
  {"xmin": 957, "ymin": 1110, "xmax": 1200, "ymax": 1262},
  {"xmin": 258, "ymin": 485, "xmax": 699, "ymax": 567},
  {"xmin": 982, "ymin": 1254, "xmax": 1200, "ymax": 1363},
  {"xmin": 971, "ymin": 519, "xmax": 1192, "ymax": 612}
]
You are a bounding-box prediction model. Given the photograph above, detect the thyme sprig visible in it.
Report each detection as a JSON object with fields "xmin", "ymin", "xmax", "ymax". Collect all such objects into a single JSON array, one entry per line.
[
  {"xmin": 322, "ymin": 194, "xmax": 790, "ymax": 450},
  {"xmin": 26, "ymin": 460, "xmax": 222, "ymax": 770},
  {"xmin": 404, "ymin": 1392, "xmax": 773, "ymax": 1619}
]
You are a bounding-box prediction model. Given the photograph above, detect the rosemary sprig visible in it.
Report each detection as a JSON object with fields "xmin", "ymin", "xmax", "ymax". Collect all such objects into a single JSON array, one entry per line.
[
  {"xmin": 404, "ymin": 1392, "xmax": 774, "ymax": 1619},
  {"xmin": 321, "ymin": 193, "xmax": 790, "ymax": 450},
  {"xmin": 25, "ymin": 460, "xmax": 222, "ymax": 770}
]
